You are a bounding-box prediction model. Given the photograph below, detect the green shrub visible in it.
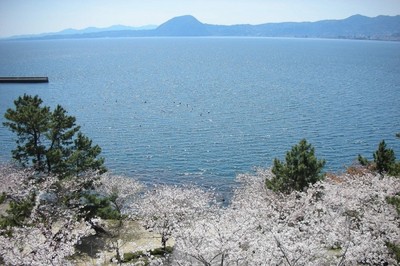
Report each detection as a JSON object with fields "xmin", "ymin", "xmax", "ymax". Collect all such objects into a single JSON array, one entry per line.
[
  {"xmin": 387, "ymin": 242, "xmax": 400, "ymax": 263},
  {"xmin": 122, "ymin": 246, "xmax": 173, "ymax": 263},
  {"xmin": 0, "ymin": 192, "xmax": 6, "ymax": 204},
  {"xmin": 0, "ymin": 193, "xmax": 35, "ymax": 229},
  {"xmin": 386, "ymin": 193, "xmax": 400, "ymax": 263},
  {"xmin": 151, "ymin": 246, "xmax": 173, "ymax": 256},
  {"xmin": 80, "ymin": 193, "xmax": 120, "ymax": 220},
  {"xmin": 123, "ymin": 251, "xmax": 145, "ymax": 262},
  {"xmin": 386, "ymin": 193, "xmax": 400, "ymax": 215},
  {"xmin": 357, "ymin": 154, "xmax": 370, "ymax": 167}
]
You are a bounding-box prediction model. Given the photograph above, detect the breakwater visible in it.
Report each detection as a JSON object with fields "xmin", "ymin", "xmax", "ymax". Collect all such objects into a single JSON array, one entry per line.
[{"xmin": 0, "ymin": 77, "xmax": 48, "ymax": 83}]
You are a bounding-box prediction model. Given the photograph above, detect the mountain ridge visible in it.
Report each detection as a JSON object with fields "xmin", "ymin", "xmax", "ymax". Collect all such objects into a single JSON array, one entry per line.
[
  {"xmin": 5, "ymin": 14, "xmax": 400, "ymax": 41},
  {"xmin": 5, "ymin": 24, "xmax": 157, "ymax": 40}
]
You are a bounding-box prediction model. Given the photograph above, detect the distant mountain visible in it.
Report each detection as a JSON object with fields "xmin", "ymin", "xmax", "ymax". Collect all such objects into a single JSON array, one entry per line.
[
  {"xmin": 157, "ymin": 15, "xmax": 210, "ymax": 36},
  {"xmin": 7, "ymin": 14, "xmax": 400, "ymax": 41},
  {"xmin": 6, "ymin": 24, "xmax": 157, "ymax": 40},
  {"xmin": 56, "ymin": 24, "xmax": 157, "ymax": 35}
]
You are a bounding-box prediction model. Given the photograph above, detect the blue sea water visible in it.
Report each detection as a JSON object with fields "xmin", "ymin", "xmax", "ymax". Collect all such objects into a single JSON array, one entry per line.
[{"xmin": 0, "ymin": 37, "xmax": 399, "ymax": 192}]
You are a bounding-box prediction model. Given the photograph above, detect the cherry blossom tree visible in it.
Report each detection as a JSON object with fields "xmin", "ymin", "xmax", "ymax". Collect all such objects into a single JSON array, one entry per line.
[
  {"xmin": 2, "ymin": 164, "xmax": 399, "ymax": 265},
  {"xmin": 171, "ymin": 169, "xmax": 400, "ymax": 265},
  {"xmin": 0, "ymin": 164, "xmax": 96, "ymax": 265},
  {"xmin": 97, "ymin": 173, "xmax": 143, "ymax": 217},
  {"xmin": 0, "ymin": 164, "xmax": 35, "ymax": 200},
  {"xmin": 137, "ymin": 185, "xmax": 216, "ymax": 251},
  {"xmin": 0, "ymin": 210, "xmax": 92, "ymax": 265}
]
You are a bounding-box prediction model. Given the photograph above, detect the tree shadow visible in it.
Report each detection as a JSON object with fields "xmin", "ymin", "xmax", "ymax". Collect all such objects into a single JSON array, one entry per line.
[{"xmin": 76, "ymin": 233, "xmax": 110, "ymax": 258}]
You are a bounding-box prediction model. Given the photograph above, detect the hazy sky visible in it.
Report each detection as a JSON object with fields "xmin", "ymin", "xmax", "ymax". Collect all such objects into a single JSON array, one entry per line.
[{"xmin": 1, "ymin": 0, "xmax": 399, "ymax": 37}]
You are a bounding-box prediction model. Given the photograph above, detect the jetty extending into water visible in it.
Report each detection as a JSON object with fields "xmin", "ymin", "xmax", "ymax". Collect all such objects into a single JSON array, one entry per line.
[{"xmin": 0, "ymin": 77, "xmax": 49, "ymax": 83}]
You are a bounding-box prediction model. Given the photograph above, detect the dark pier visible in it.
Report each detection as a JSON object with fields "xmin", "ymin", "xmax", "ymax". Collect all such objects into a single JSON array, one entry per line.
[{"xmin": 0, "ymin": 77, "xmax": 49, "ymax": 83}]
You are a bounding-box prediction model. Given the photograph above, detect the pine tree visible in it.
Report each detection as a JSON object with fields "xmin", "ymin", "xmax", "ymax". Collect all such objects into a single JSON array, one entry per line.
[
  {"xmin": 3, "ymin": 94, "xmax": 106, "ymax": 176},
  {"xmin": 67, "ymin": 132, "xmax": 106, "ymax": 178},
  {"xmin": 46, "ymin": 105, "xmax": 81, "ymax": 174},
  {"xmin": 267, "ymin": 139, "xmax": 325, "ymax": 193},
  {"xmin": 4, "ymin": 94, "xmax": 50, "ymax": 171},
  {"xmin": 373, "ymin": 140, "xmax": 396, "ymax": 175}
]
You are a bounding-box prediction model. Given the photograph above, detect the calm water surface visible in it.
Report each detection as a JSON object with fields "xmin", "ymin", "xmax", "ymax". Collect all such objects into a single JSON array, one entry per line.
[{"xmin": 0, "ymin": 38, "xmax": 399, "ymax": 192}]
